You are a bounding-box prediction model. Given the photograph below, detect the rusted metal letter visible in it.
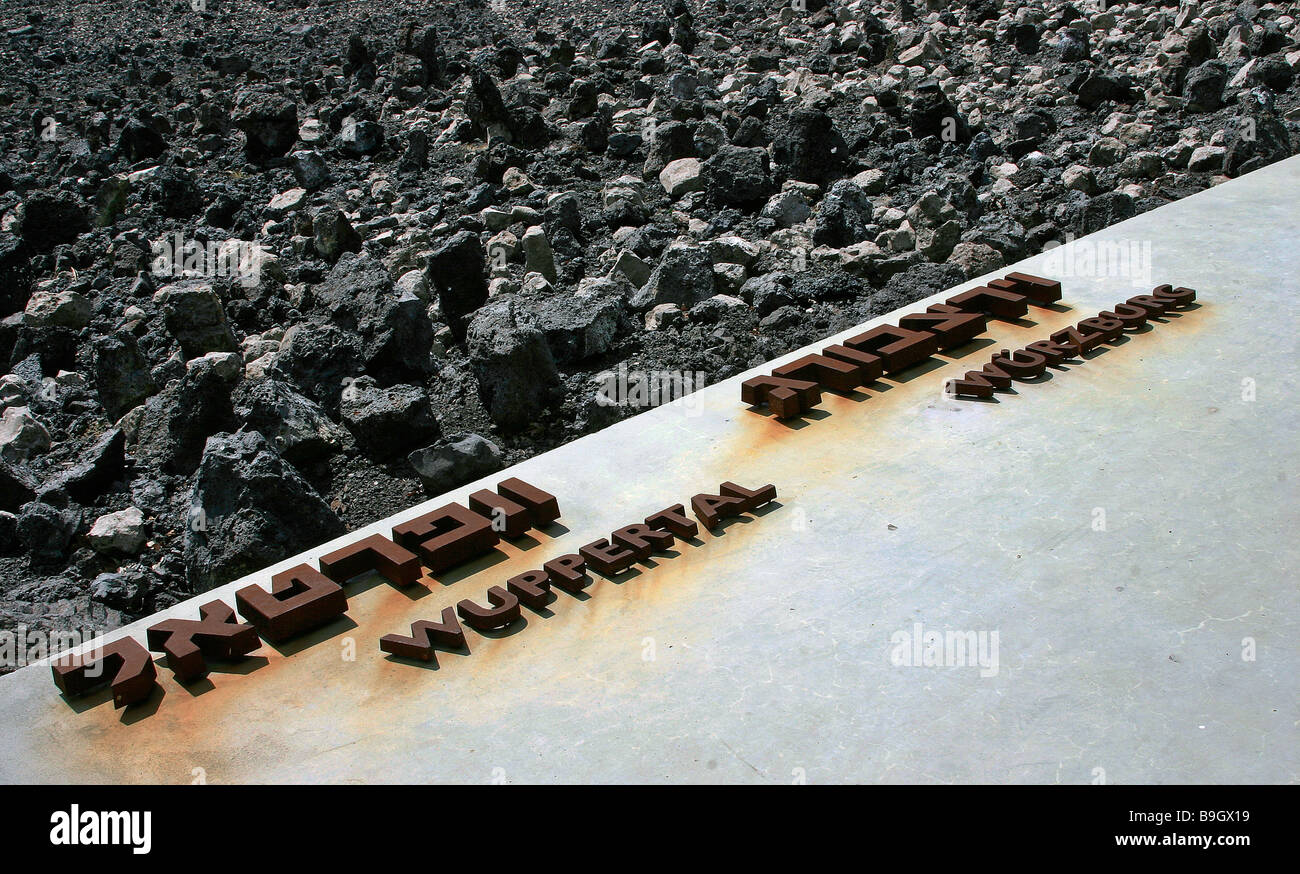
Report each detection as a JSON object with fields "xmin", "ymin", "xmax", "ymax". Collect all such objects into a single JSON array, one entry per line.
[
  {"xmin": 236, "ymin": 564, "xmax": 348, "ymax": 644},
  {"xmin": 843, "ymin": 325, "xmax": 938, "ymax": 373},
  {"xmin": 319, "ymin": 533, "xmax": 422, "ymax": 587},
  {"xmin": 146, "ymin": 600, "xmax": 260, "ymax": 682},
  {"xmin": 468, "ymin": 489, "xmax": 532, "ymax": 539},
  {"xmin": 611, "ymin": 524, "xmax": 676, "ymax": 561},
  {"xmin": 392, "ymin": 503, "xmax": 499, "ymax": 574},
  {"xmin": 772, "ymin": 354, "xmax": 863, "ymax": 393},
  {"xmin": 379, "ymin": 607, "xmax": 466, "ymax": 662},
  {"xmin": 645, "ymin": 504, "xmax": 699, "ymax": 540},
  {"xmin": 543, "ymin": 554, "xmax": 590, "ymax": 591},
  {"xmin": 456, "ymin": 586, "xmax": 521, "ymax": 631},
  {"xmin": 506, "ymin": 569, "xmax": 553, "ymax": 609},
  {"xmin": 579, "ymin": 538, "xmax": 639, "ymax": 575},
  {"xmin": 495, "ymin": 478, "xmax": 561, "ymax": 528},
  {"xmin": 51, "ymin": 637, "xmax": 157, "ymax": 708},
  {"xmin": 741, "ymin": 375, "xmax": 820, "ymax": 419}
]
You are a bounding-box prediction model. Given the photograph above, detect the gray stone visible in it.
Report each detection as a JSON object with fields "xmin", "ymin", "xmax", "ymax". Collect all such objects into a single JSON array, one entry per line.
[
  {"xmin": 232, "ymin": 379, "xmax": 350, "ymax": 466},
  {"xmin": 312, "ymin": 208, "xmax": 362, "ymax": 263},
  {"xmin": 946, "ymin": 241, "xmax": 1004, "ymax": 278},
  {"xmin": 90, "ymin": 569, "xmax": 146, "ymax": 612},
  {"xmin": 1184, "ymin": 62, "xmax": 1227, "ymax": 113},
  {"xmin": 916, "ymin": 220, "xmax": 963, "ymax": 262},
  {"xmin": 0, "ymin": 457, "xmax": 37, "ymax": 512},
  {"xmin": 24, "ymin": 289, "xmax": 90, "ymax": 328},
  {"xmin": 704, "ymin": 145, "xmax": 773, "ymax": 208},
  {"xmin": 311, "ymin": 253, "xmax": 434, "ymax": 382},
  {"xmin": 426, "ymin": 230, "xmax": 489, "ymax": 339},
  {"xmin": 43, "ymin": 428, "xmax": 126, "ymax": 502},
  {"xmin": 466, "ymin": 297, "xmax": 562, "ymax": 433},
  {"xmin": 127, "ymin": 351, "xmax": 240, "ymax": 475},
  {"xmin": 740, "ymin": 272, "xmax": 797, "ymax": 316},
  {"xmin": 154, "ymin": 280, "xmax": 237, "ymax": 358},
  {"xmin": 0, "ymin": 407, "xmax": 51, "ymax": 461},
  {"xmin": 659, "ymin": 158, "xmax": 704, "ymax": 197},
  {"xmin": 339, "ymin": 378, "xmax": 441, "ymax": 458},
  {"xmin": 851, "ymin": 168, "xmax": 888, "ymax": 195},
  {"xmin": 408, "ymin": 434, "xmax": 503, "ymax": 494},
  {"xmin": 290, "ymin": 150, "xmax": 331, "ymax": 190},
  {"xmin": 611, "ymin": 249, "xmax": 652, "ymax": 287},
  {"xmin": 813, "ymin": 180, "xmax": 874, "ymax": 247},
  {"xmin": 521, "ymin": 226, "xmax": 558, "ymax": 282},
  {"xmin": 762, "ymin": 191, "xmax": 812, "ymax": 228},
  {"xmin": 1088, "ymin": 137, "xmax": 1125, "ymax": 167},
  {"xmin": 632, "ymin": 240, "xmax": 715, "ymax": 310},
  {"xmin": 88, "ymin": 507, "xmax": 146, "ymax": 554},
  {"xmin": 645, "ymin": 303, "xmax": 684, "ymax": 331},
  {"xmin": 231, "ymin": 92, "xmax": 299, "ymax": 161},
  {"xmin": 1187, "ymin": 145, "xmax": 1227, "ymax": 173},
  {"xmin": 537, "ymin": 283, "xmax": 627, "ymax": 362},
  {"xmin": 339, "ymin": 117, "xmax": 384, "ymax": 155},
  {"xmin": 266, "ymin": 187, "xmax": 307, "ymax": 218},
  {"xmin": 1062, "ymin": 165, "xmax": 1098, "ymax": 194},
  {"xmin": 642, "ymin": 120, "xmax": 696, "ymax": 179},
  {"xmin": 19, "ymin": 190, "xmax": 89, "ymax": 252},
  {"xmin": 184, "ymin": 430, "xmax": 345, "ymax": 593},
  {"xmin": 16, "ymin": 501, "xmax": 80, "ymax": 564}
]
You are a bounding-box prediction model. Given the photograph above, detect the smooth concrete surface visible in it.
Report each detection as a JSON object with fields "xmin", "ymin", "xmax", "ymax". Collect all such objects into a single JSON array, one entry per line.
[{"xmin": 0, "ymin": 156, "xmax": 1296, "ymax": 785}]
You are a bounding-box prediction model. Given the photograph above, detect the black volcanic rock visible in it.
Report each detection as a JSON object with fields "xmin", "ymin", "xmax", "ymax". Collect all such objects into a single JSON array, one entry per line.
[{"xmin": 183, "ymin": 429, "xmax": 344, "ymax": 593}]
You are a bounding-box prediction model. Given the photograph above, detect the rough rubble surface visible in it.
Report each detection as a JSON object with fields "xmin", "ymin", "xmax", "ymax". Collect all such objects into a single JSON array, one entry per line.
[{"xmin": 0, "ymin": 0, "xmax": 1296, "ymax": 666}]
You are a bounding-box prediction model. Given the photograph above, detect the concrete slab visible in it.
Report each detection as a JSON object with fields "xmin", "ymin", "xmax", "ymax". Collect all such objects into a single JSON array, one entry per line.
[{"xmin": 1, "ymin": 157, "xmax": 1297, "ymax": 785}]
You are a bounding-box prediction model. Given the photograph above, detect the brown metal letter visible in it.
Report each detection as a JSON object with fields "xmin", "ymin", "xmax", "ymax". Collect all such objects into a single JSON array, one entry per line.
[
  {"xmin": 1025, "ymin": 339, "xmax": 1073, "ymax": 364},
  {"xmin": 1125, "ymin": 295, "xmax": 1170, "ymax": 316},
  {"xmin": 319, "ymin": 533, "xmax": 422, "ymax": 587},
  {"xmin": 947, "ymin": 372, "xmax": 997, "ymax": 398},
  {"xmin": 51, "ymin": 637, "xmax": 157, "ymax": 708},
  {"xmin": 740, "ymin": 375, "xmax": 820, "ymax": 419},
  {"xmin": 1001, "ymin": 272, "xmax": 1063, "ymax": 304},
  {"xmin": 1152, "ymin": 284, "xmax": 1196, "ymax": 308},
  {"xmin": 236, "ymin": 564, "xmax": 348, "ymax": 643},
  {"xmin": 820, "ymin": 344, "xmax": 884, "ymax": 383},
  {"xmin": 720, "ymin": 481, "xmax": 778, "ymax": 513},
  {"xmin": 843, "ymin": 325, "xmax": 938, "ymax": 373},
  {"xmin": 691, "ymin": 493, "xmax": 748, "ymax": 530},
  {"xmin": 543, "ymin": 554, "xmax": 590, "ymax": 592},
  {"xmin": 945, "ymin": 286, "xmax": 1029, "ymax": 320},
  {"xmin": 146, "ymin": 600, "xmax": 260, "ymax": 682},
  {"xmin": 773, "ymin": 354, "xmax": 863, "ymax": 392},
  {"xmin": 468, "ymin": 489, "xmax": 532, "ymax": 539},
  {"xmin": 456, "ymin": 586, "xmax": 521, "ymax": 631},
  {"xmin": 1077, "ymin": 316, "xmax": 1125, "ymax": 343},
  {"xmin": 379, "ymin": 607, "xmax": 466, "ymax": 662},
  {"xmin": 1100, "ymin": 303, "xmax": 1148, "ymax": 330},
  {"xmin": 496, "ymin": 478, "xmax": 561, "ymax": 528},
  {"xmin": 611, "ymin": 524, "xmax": 675, "ymax": 561},
  {"xmin": 645, "ymin": 504, "xmax": 699, "ymax": 540},
  {"xmin": 987, "ymin": 348, "xmax": 1048, "ymax": 380},
  {"xmin": 507, "ymin": 569, "xmax": 553, "ymax": 609},
  {"xmin": 898, "ymin": 309, "xmax": 987, "ymax": 350},
  {"xmin": 1050, "ymin": 325, "xmax": 1106, "ymax": 356},
  {"xmin": 579, "ymin": 538, "xmax": 639, "ymax": 575},
  {"xmin": 392, "ymin": 503, "xmax": 499, "ymax": 574}
]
